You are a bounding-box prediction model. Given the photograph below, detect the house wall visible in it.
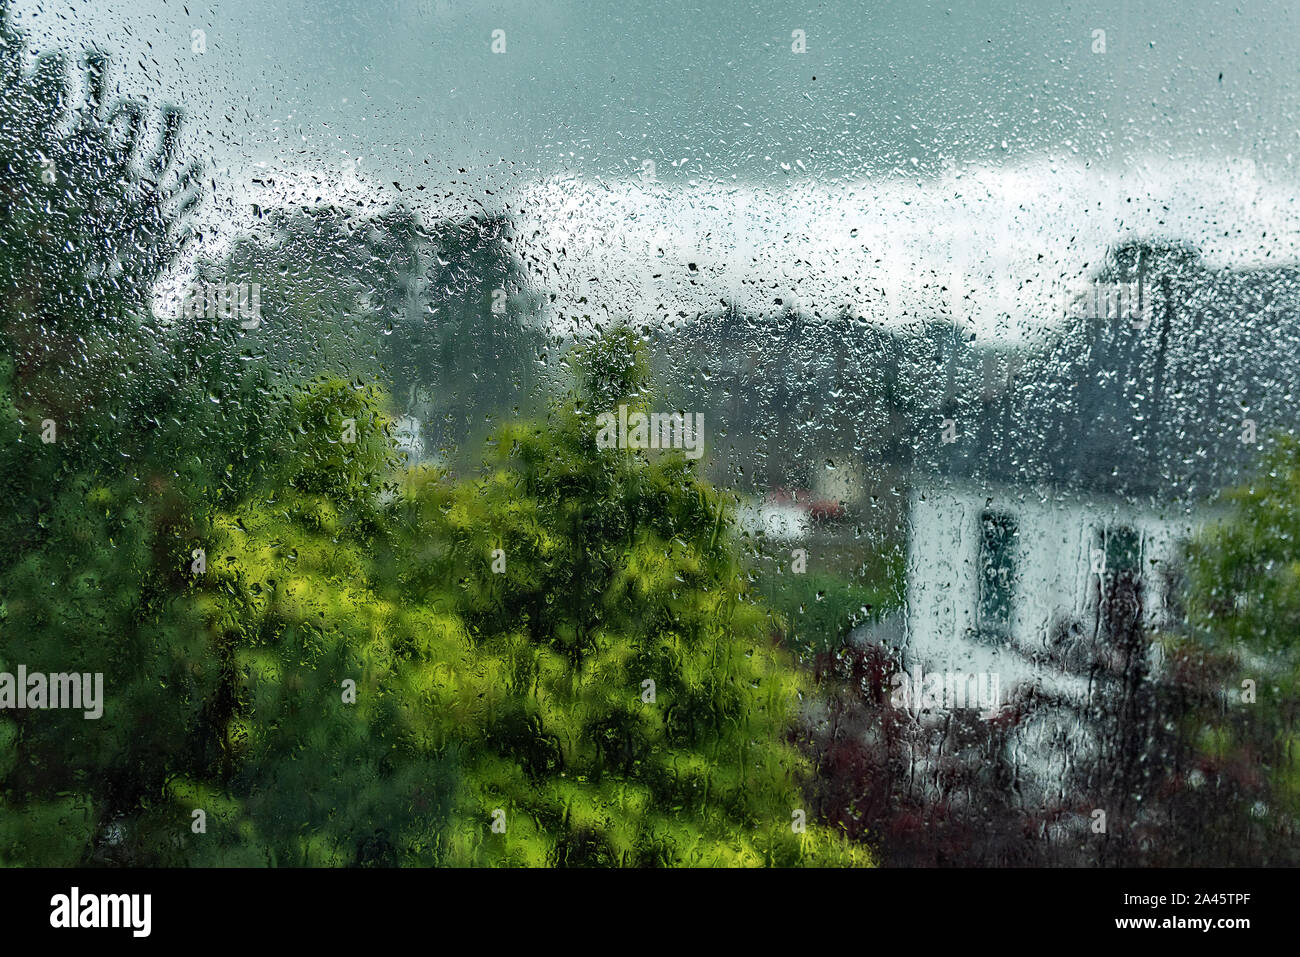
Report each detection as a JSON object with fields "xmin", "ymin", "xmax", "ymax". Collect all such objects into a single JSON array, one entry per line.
[
  {"xmin": 811, "ymin": 457, "xmax": 865, "ymax": 506},
  {"xmin": 735, "ymin": 500, "xmax": 811, "ymax": 543},
  {"xmin": 904, "ymin": 482, "xmax": 1201, "ymax": 698}
]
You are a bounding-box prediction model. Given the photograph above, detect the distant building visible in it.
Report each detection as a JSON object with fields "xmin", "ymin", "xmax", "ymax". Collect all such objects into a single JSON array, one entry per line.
[
  {"xmin": 894, "ymin": 241, "xmax": 1300, "ymax": 798},
  {"xmin": 811, "ymin": 455, "xmax": 865, "ymax": 510},
  {"xmin": 393, "ymin": 414, "xmax": 426, "ymax": 465},
  {"xmin": 906, "ymin": 478, "xmax": 1202, "ymax": 697},
  {"xmin": 736, "ymin": 498, "xmax": 811, "ymax": 543}
]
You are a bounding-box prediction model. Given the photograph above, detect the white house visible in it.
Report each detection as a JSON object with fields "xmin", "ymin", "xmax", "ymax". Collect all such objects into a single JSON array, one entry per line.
[
  {"xmin": 736, "ymin": 499, "xmax": 811, "ymax": 543},
  {"xmin": 859, "ymin": 244, "xmax": 1298, "ymax": 825},
  {"xmin": 905, "ymin": 479, "xmax": 1204, "ymax": 693},
  {"xmin": 895, "ymin": 477, "xmax": 1218, "ymax": 806},
  {"xmin": 393, "ymin": 414, "xmax": 426, "ymax": 464}
]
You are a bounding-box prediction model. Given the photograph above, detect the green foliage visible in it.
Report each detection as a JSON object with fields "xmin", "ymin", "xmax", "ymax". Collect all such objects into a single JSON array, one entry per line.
[
  {"xmin": 0, "ymin": 4, "xmax": 863, "ymax": 866},
  {"xmin": 571, "ymin": 325, "xmax": 651, "ymax": 412},
  {"xmin": 1186, "ymin": 435, "xmax": 1300, "ymax": 815},
  {"xmin": 282, "ymin": 378, "xmax": 399, "ymax": 505},
  {"xmin": 2, "ymin": 324, "xmax": 867, "ymax": 867},
  {"xmin": 0, "ymin": 0, "xmax": 198, "ymax": 353},
  {"xmin": 760, "ymin": 569, "xmax": 899, "ymax": 656},
  {"xmin": 180, "ymin": 389, "xmax": 456, "ymax": 865},
  {"xmin": 365, "ymin": 331, "xmax": 867, "ymax": 865},
  {"xmin": 1189, "ymin": 436, "xmax": 1300, "ymax": 653}
]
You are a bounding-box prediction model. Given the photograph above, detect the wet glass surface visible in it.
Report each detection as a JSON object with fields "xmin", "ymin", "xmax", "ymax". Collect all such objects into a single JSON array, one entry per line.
[{"xmin": 1, "ymin": 0, "xmax": 1298, "ymax": 867}]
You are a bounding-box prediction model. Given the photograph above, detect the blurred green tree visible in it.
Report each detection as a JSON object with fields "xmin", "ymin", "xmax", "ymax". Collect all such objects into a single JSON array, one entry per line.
[
  {"xmin": 1185, "ymin": 435, "xmax": 1300, "ymax": 832},
  {"xmin": 374, "ymin": 329, "xmax": 869, "ymax": 865},
  {"xmin": 0, "ymin": 1, "xmax": 209, "ymax": 862}
]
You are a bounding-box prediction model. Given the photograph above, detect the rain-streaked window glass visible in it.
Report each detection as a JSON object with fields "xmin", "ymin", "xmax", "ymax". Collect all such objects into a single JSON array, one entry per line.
[{"xmin": 0, "ymin": 0, "xmax": 1297, "ymax": 878}]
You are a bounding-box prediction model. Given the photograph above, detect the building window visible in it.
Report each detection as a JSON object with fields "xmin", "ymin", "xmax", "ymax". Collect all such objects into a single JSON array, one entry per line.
[
  {"xmin": 1102, "ymin": 524, "xmax": 1142, "ymax": 578},
  {"xmin": 1091, "ymin": 523, "xmax": 1145, "ymax": 638},
  {"xmin": 977, "ymin": 510, "xmax": 1018, "ymax": 640}
]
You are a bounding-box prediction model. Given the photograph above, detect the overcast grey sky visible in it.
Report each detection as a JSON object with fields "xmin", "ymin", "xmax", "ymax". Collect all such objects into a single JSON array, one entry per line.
[
  {"xmin": 14, "ymin": 0, "xmax": 1300, "ymax": 338},
  {"xmin": 16, "ymin": 0, "xmax": 1298, "ymax": 181}
]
